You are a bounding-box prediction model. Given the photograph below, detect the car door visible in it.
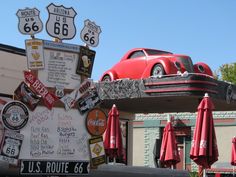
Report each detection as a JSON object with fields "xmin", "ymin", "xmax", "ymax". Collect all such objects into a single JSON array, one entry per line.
[{"xmin": 115, "ymin": 50, "xmax": 147, "ymax": 79}]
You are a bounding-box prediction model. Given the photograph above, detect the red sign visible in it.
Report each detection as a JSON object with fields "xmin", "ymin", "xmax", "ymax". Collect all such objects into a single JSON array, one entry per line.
[{"xmin": 24, "ymin": 71, "xmax": 57, "ymax": 109}]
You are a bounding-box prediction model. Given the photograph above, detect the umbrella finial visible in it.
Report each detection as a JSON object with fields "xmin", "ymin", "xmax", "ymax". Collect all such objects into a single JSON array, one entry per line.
[
  {"xmin": 112, "ymin": 104, "xmax": 116, "ymax": 108},
  {"xmin": 167, "ymin": 114, "xmax": 171, "ymax": 122},
  {"xmin": 204, "ymin": 93, "xmax": 209, "ymax": 98}
]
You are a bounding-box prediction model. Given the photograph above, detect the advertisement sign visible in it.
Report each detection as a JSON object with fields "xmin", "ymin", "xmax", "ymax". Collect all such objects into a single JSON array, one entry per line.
[
  {"xmin": 89, "ymin": 136, "xmax": 105, "ymax": 167},
  {"xmin": 37, "ymin": 40, "xmax": 81, "ymax": 89},
  {"xmin": 76, "ymin": 46, "xmax": 96, "ymax": 77},
  {"xmin": 24, "ymin": 71, "xmax": 57, "ymax": 110},
  {"xmin": 19, "ymin": 106, "xmax": 90, "ymax": 161},
  {"xmin": 16, "ymin": 7, "xmax": 43, "ymax": 35},
  {"xmin": 14, "ymin": 82, "xmax": 41, "ymax": 111},
  {"xmin": 86, "ymin": 108, "xmax": 107, "ymax": 136},
  {"xmin": 25, "ymin": 39, "xmax": 45, "ymax": 70},
  {"xmin": 46, "ymin": 3, "xmax": 77, "ymax": 40},
  {"xmin": 0, "ymin": 130, "xmax": 24, "ymax": 165},
  {"xmin": 21, "ymin": 160, "xmax": 89, "ymax": 175},
  {"xmin": 77, "ymin": 90, "xmax": 101, "ymax": 114}
]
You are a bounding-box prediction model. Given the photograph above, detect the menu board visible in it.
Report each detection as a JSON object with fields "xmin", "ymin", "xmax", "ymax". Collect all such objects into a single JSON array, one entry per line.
[
  {"xmin": 19, "ymin": 106, "xmax": 90, "ymax": 160},
  {"xmin": 37, "ymin": 40, "xmax": 81, "ymax": 89},
  {"xmin": 38, "ymin": 50, "xmax": 81, "ymax": 89}
]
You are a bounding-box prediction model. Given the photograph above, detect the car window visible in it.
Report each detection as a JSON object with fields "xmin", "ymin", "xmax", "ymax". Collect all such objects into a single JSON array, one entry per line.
[
  {"xmin": 128, "ymin": 51, "xmax": 145, "ymax": 59},
  {"xmin": 145, "ymin": 49, "xmax": 172, "ymax": 55}
]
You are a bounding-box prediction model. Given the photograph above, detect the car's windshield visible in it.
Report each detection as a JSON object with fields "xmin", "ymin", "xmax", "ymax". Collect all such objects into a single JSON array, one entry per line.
[{"xmin": 145, "ymin": 49, "xmax": 172, "ymax": 56}]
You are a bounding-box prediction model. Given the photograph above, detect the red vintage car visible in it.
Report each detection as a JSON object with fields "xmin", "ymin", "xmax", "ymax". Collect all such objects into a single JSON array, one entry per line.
[{"xmin": 100, "ymin": 48, "xmax": 213, "ymax": 81}]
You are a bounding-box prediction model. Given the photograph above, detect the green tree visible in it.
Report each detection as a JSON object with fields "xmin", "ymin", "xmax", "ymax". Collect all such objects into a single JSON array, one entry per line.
[{"xmin": 219, "ymin": 63, "xmax": 236, "ymax": 84}]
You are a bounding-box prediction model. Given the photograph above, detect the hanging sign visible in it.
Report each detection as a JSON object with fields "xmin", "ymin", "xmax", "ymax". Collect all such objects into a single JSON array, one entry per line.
[
  {"xmin": 76, "ymin": 46, "xmax": 96, "ymax": 77},
  {"xmin": 0, "ymin": 130, "xmax": 24, "ymax": 165},
  {"xmin": 46, "ymin": 3, "xmax": 77, "ymax": 40},
  {"xmin": 25, "ymin": 39, "xmax": 45, "ymax": 70},
  {"xmin": 16, "ymin": 8, "xmax": 43, "ymax": 35},
  {"xmin": 80, "ymin": 19, "xmax": 101, "ymax": 47},
  {"xmin": 24, "ymin": 71, "xmax": 57, "ymax": 109}
]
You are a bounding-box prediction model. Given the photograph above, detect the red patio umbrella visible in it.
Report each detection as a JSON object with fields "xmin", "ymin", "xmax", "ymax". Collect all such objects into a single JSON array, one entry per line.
[
  {"xmin": 231, "ymin": 137, "xmax": 236, "ymax": 165},
  {"xmin": 231, "ymin": 137, "xmax": 236, "ymax": 176},
  {"xmin": 190, "ymin": 93, "xmax": 219, "ymax": 176},
  {"xmin": 160, "ymin": 119, "xmax": 180, "ymax": 168},
  {"xmin": 103, "ymin": 104, "xmax": 123, "ymax": 162}
]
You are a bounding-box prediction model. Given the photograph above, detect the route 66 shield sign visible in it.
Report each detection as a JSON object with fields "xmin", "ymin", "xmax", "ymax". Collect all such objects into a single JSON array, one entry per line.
[
  {"xmin": 46, "ymin": 3, "xmax": 77, "ymax": 40},
  {"xmin": 16, "ymin": 8, "xmax": 43, "ymax": 35},
  {"xmin": 80, "ymin": 19, "xmax": 102, "ymax": 47}
]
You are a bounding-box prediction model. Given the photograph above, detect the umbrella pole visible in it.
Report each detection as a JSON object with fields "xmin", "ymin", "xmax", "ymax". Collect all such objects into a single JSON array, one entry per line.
[{"xmin": 203, "ymin": 169, "xmax": 206, "ymax": 177}]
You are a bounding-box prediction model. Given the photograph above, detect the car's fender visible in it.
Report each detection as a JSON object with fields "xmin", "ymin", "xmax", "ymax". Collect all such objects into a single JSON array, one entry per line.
[
  {"xmin": 100, "ymin": 70, "xmax": 119, "ymax": 81},
  {"xmin": 193, "ymin": 62, "xmax": 213, "ymax": 76},
  {"xmin": 141, "ymin": 57, "xmax": 177, "ymax": 78}
]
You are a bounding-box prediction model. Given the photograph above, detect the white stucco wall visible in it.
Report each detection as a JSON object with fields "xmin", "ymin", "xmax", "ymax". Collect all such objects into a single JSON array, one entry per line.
[
  {"xmin": 0, "ymin": 50, "xmax": 26, "ymax": 94},
  {"xmin": 132, "ymin": 127, "xmax": 145, "ymax": 166},
  {"xmin": 213, "ymin": 126, "xmax": 236, "ymax": 168}
]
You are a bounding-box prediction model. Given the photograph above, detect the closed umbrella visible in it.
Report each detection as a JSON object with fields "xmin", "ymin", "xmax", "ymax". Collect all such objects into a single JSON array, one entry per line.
[
  {"xmin": 190, "ymin": 93, "xmax": 219, "ymax": 177},
  {"xmin": 231, "ymin": 137, "xmax": 236, "ymax": 176},
  {"xmin": 103, "ymin": 104, "xmax": 123, "ymax": 163},
  {"xmin": 160, "ymin": 119, "xmax": 180, "ymax": 168}
]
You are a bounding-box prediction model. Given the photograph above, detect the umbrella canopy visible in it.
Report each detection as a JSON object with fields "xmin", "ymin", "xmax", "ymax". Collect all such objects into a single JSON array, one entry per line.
[
  {"xmin": 190, "ymin": 93, "xmax": 219, "ymax": 169},
  {"xmin": 160, "ymin": 120, "xmax": 180, "ymax": 168},
  {"xmin": 231, "ymin": 137, "xmax": 236, "ymax": 166},
  {"xmin": 103, "ymin": 104, "xmax": 123, "ymax": 159}
]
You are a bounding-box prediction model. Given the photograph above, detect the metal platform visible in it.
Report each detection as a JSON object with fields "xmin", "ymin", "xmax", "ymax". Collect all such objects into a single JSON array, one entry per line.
[{"xmin": 96, "ymin": 73, "xmax": 236, "ymax": 113}]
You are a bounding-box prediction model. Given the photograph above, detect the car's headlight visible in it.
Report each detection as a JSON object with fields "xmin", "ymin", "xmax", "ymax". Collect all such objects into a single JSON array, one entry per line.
[
  {"xmin": 197, "ymin": 64, "xmax": 205, "ymax": 73},
  {"xmin": 174, "ymin": 61, "xmax": 181, "ymax": 70}
]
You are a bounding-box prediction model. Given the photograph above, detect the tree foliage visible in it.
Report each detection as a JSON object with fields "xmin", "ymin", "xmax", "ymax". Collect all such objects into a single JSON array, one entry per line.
[{"xmin": 219, "ymin": 63, "xmax": 236, "ymax": 84}]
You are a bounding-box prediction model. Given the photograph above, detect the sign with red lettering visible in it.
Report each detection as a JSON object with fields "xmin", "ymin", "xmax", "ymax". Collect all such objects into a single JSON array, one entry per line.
[
  {"xmin": 86, "ymin": 108, "xmax": 107, "ymax": 136},
  {"xmin": 23, "ymin": 71, "xmax": 57, "ymax": 109}
]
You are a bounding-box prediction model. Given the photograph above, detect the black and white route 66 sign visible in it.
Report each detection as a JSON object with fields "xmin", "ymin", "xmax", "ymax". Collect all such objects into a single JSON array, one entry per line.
[
  {"xmin": 16, "ymin": 8, "xmax": 43, "ymax": 35},
  {"xmin": 80, "ymin": 19, "xmax": 102, "ymax": 47},
  {"xmin": 0, "ymin": 130, "xmax": 24, "ymax": 165},
  {"xmin": 46, "ymin": 3, "xmax": 77, "ymax": 40}
]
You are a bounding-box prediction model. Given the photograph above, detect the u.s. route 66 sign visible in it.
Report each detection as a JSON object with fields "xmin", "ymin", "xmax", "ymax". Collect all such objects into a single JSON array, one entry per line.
[
  {"xmin": 46, "ymin": 3, "xmax": 77, "ymax": 40},
  {"xmin": 16, "ymin": 8, "xmax": 43, "ymax": 35},
  {"xmin": 80, "ymin": 19, "xmax": 102, "ymax": 47}
]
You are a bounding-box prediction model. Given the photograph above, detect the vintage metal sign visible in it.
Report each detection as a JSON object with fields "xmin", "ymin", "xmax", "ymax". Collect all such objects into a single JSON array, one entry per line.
[
  {"xmin": 86, "ymin": 108, "xmax": 107, "ymax": 136},
  {"xmin": 21, "ymin": 160, "xmax": 89, "ymax": 175},
  {"xmin": 46, "ymin": 3, "xmax": 77, "ymax": 40},
  {"xmin": 16, "ymin": 8, "xmax": 43, "ymax": 35},
  {"xmin": 24, "ymin": 71, "xmax": 57, "ymax": 109},
  {"xmin": 76, "ymin": 46, "xmax": 96, "ymax": 77},
  {"xmin": 1, "ymin": 101, "xmax": 29, "ymax": 131},
  {"xmin": 89, "ymin": 136, "xmax": 105, "ymax": 167},
  {"xmin": 80, "ymin": 19, "xmax": 101, "ymax": 47},
  {"xmin": 0, "ymin": 130, "xmax": 24, "ymax": 165},
  {"xmin": 25, "ymin": 39, "xmax": 45, "ymax": 70},
  {"xmin": 14, "ymin": 82, "xmax": 41, "ymax": 111}
]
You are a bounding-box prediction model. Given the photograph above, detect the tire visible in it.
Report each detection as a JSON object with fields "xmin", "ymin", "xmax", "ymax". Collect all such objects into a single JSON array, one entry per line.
[
  {"xmin": 102, "ymin": 75, "xmax": 112, "ymax": 82},
  {"xmin": 151, "ymin": 64, "xmax": 165, "ymax": 77}
]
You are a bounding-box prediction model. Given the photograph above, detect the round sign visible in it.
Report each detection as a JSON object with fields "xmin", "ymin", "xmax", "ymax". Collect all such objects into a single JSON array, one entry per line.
[
  {"xmin": 86, "ymin": 108, "xmax": 107, "ymax": 136},
  {"xmin": 1, "ymin": 101, "xmax": 29, "ymax": 131}
]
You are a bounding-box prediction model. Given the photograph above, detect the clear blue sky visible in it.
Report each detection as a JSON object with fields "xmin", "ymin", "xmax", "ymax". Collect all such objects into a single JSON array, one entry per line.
[{"xmin": 1, "ymin": 0, "xmax": 236, "ymax": 81}]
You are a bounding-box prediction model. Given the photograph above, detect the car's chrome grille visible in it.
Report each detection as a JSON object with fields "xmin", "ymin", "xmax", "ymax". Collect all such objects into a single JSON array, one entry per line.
[{"xmin": 177, "ymin": 57, "xmax": 194, "ymax": 73}]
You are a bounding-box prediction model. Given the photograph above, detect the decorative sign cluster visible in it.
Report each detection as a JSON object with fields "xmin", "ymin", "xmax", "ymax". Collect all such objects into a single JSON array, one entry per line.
[{"xmin": 0, "ymin": 3, "xmax": 106, "ymax": 176}]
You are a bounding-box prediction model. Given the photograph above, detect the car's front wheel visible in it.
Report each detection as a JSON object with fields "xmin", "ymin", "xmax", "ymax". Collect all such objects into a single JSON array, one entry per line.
[
  {"xmin": 101, "ymin": 75, "xmax": 112, "ymax": 82},
  {"xmin": 151, "ymin": 64, "xmax": 165, "ymax": 77}
]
